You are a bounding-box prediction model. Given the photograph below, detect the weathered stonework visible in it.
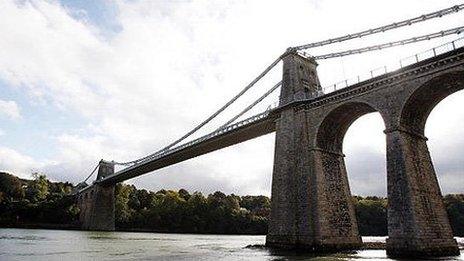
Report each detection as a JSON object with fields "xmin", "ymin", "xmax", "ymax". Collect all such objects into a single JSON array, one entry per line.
[
  {"xmin": 385, "ymin": 128, "xmax": 459, "ymax": 257},
  {"xmin": 77, "ymin": 161, "xmax": 115, "ymax": 231},
  {"xmin": 266, "ymin": 48, "xmax": 463, "ymax": 256},
  {"xmin": 266, "ymin": 51, "xmax": 361, "ymax": 251}
]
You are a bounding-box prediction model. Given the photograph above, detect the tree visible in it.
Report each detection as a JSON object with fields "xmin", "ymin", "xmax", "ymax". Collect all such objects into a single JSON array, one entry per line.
[
  {"xmin": 25, "ymin": 173, "xmax": 49, "ymax": 202},
  {"xmin": 0, "ymin": 172, "xmax": 25, "ymax": 201},
  {"xmin": 354, "ymin": 196, "xmax": 387, "ymax": 236},
  {"xmin": 444, "ymin": 194, "xmax": 464, "ymax": 236},
  {"xmin": 2, "ymin": 171, "xmax": 462, "ymax": 237},
  {"xmin": 115, "ymin": 184, "xmax": 135, "ymax": 225},
  {"xmin": 241, "ymin": 195, "xmax": 271, "ymax": 216},
  {"xmin": 186, "ymin": 192, "xmax": 208, "ymax": 232},
  {"xmin": 136, "ymin": 189, "xmax": 151, "ymax": 210},
  {"xmin": 178, "ymin": 189, "xmax": 190, "ymax": 201}
]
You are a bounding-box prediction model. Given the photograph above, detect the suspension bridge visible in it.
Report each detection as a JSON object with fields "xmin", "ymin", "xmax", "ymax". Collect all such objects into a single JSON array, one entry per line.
[{"xmin": 75, "ymin": 4, "xmax": 464, "ymax": 258}]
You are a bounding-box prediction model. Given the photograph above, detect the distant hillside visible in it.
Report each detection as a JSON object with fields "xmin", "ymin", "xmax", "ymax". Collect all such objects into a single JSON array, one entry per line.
[
  {"xmin": 0, "ymin": 172, "xmax": 78, "ymax": 228},
  {"xmin": 0, "ymin": 172, "xmax": 463, "ymax": 236}
]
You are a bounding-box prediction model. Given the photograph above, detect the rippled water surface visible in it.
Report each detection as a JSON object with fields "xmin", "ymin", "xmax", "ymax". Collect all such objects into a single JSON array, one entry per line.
[{"xmin": 0, "ymin": 228, "xmax": 463, "ymax": 260}]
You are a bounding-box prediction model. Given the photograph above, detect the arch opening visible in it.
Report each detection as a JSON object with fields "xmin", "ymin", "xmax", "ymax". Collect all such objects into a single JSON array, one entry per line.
[
  {"xmin": 399, "ymin": 70, "xmax": 464, "ymax": 215},
  {"xmin": 425, "ymin": 89, "xmax": 464, "ymax": 238},
  {"xmin": 401, "ymin": 71, "xmax": 464, "ymax": 135},
  {"xmin": 425, "ymin": 89, "xmax": 464, "ymax": 196},
  {"xmin": 343, "ymin": 113, "xmax": 388, "ymax": 197},
  {"xmin": 383, "ymin": 71, "xmax": 464, "ymax": 255},
  {"xmin": 316, "ymin": 102, "xmax": 388, "ymax": 236},
  {"xmin": 316, "ymin": 102, "xmax": 382, "ymax": 153}
]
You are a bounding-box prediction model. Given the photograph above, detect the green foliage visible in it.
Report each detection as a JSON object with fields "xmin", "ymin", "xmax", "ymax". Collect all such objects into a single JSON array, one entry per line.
[
  {"xmin": 0, "ymin": 172, "xmax": 25, "ymax": 201},
  {"xmin": 444, "ymin": 194, "xmax": 464, "ymax": 236},
  {"xmin": 241, "ymin": 195, "xmax": 271, "ymax": 217},
  {"xmin": 0, "ymin": 172, "xmax": 463, "ymax": 236},
  {"xmin": 114, "ymin": 185, "xmax": 271, "ymax": 234},
  {"xmin": 25, "ymin": 173, "xmax": 49, "ymax": 202},
  {"xmin": 353, "ymin": 196, "xmax": 388, "ymax": 236},
  {"xmin": 115, "ymin": 183, "xmax": 135, "ymax": 224},
  {"xmin": 0, "ymin": 172, "xmax": 78, "ymax": 227}
]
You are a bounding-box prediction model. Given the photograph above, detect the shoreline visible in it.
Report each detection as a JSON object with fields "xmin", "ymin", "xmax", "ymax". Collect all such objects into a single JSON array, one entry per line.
[
  {"xmin": 2, "ymin": 225, "xmax": 463, "ymax": 250},
  {"xmin": 0, "ymin": 224, "xmax": 266, "ymax": 236}
]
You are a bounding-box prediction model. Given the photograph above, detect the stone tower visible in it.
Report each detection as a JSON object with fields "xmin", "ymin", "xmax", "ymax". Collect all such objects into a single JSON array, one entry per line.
[{"xmin": 266, "ymin": 50, "xmax": 362, "ymax": 250}]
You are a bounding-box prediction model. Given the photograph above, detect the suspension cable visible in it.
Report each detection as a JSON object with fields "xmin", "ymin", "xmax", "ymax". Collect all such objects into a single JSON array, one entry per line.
[
  {"xmin": 311, "ymin": 25, "xmax": 464, "ymax": 60},
  {"xmin": 292, "ymin": 4, "xmax": 464, "ymax": 51},
  {"xmin": 111, "ymin": 4, "xmax": 464, "ymax": 167},
  {"xmin": 114, "ymin": 55, "xmax": 283, "ymax": 166},
  {"xmin": 218, "ymin": 81, "xmax": 282, "ymax": 129},
  {"xmin": 81, "ymin": 162, "xmax": 100, "ymax": 184}
]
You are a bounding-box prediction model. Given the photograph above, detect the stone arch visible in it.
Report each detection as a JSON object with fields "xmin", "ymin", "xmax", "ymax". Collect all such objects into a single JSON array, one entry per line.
[
  {"xmin": 297, "ymin": 101, "xmax": 388, "ymax": 248},
  {"xmin": 400, "ymin": 70, "xmax": 464, "ymax": 135},
  {"xmin": 316, "ymin": 101, "xmax": 386, "ymax": 153},
  {"xmin": 385, "ymin": 70, "xmax": 463, "ymax": 256}
]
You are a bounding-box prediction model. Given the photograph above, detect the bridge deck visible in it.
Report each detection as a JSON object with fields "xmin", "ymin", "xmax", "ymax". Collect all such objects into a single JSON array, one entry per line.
[{"xmin": 99, "ymin": 111, "xmax": 278, "ymax": 185}]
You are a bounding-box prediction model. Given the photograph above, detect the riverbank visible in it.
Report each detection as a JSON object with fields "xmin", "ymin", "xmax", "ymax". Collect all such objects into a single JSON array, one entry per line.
[{"xmin": 1, "ymin": 224, "xmax": 265, "ymax": 235}]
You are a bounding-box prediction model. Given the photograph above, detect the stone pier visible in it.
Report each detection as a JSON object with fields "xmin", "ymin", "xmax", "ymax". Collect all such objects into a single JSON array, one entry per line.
[
  {"xmin": 77, "ymin": 161, "xmax": 115, "ymax": 231},
  {"xmin": 385, "ymin": 127, "xmax": 459, "ymax": 257},
  {"xmin": 266, "ymin": 50, "xmax": 362, "ymax": 251}
]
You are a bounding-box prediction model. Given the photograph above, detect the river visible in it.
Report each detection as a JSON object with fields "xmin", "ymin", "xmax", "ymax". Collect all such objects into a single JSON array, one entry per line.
[{"xmin": 0, "ymin": 228, "xmax": 462, "ymax": 260}]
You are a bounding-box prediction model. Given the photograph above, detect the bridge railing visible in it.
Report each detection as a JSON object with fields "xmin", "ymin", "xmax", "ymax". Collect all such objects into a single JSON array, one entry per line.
[
  {"xmin": 321, "ymin": 37, "xmax": 464, "ymax": 94},
  {"xmin": 115, "ymin": 104, "xmax": 278, "ymax": 174}
]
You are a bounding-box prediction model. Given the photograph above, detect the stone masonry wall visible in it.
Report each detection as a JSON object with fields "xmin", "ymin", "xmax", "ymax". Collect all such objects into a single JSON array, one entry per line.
[{"xmin": 77, "ymin": 161, "xmax": 115, "ymax": 231}]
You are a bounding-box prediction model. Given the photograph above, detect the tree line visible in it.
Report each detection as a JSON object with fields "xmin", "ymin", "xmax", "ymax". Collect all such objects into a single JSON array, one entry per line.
[{"xmin": 0, "ymin": 172, "xmax": 463, "ymax": 236}]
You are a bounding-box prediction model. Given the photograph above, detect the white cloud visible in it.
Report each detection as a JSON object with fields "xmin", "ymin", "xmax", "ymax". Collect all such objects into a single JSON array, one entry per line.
[
  {"xmin": 0, "ymin": 146, "xmax": 41, "ymax": 178},
  {"xmin": 344, "ymin": 113, "xmax": 387, "ymax": 196},
  {"xmin": 0, "ymin": 0, "xmax": 463, "ymax": 195},
  {"xmin": 0, "ymin": 100, "xmax": 21, "ymax": 120}
]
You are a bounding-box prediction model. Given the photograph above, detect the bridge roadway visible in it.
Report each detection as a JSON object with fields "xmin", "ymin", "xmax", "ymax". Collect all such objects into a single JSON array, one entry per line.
[
  {"xmin": 98, "ymin": 110, "xmax": 279, "ymax": 185},
  {"xmin": 93, "ymin": 45, "xmax": 464, "ymax": 187}
]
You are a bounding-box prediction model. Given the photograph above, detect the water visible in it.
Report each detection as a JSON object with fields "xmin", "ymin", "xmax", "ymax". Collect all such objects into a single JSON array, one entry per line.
[{"xmin": 0, "ymin": 228, "xmax": 462, "ymax": 260}]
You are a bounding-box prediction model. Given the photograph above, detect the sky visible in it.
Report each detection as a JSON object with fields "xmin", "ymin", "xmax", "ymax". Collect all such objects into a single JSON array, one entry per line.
[{"xmin": 0, "ymin": 0, "xmax": 463, "ymax": 196}]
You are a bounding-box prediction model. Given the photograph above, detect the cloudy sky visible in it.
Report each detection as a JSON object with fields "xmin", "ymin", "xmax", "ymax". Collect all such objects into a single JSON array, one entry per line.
[{"xmin": 0, "ymin": 0, "xmax": 463, "ymax": 196}]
